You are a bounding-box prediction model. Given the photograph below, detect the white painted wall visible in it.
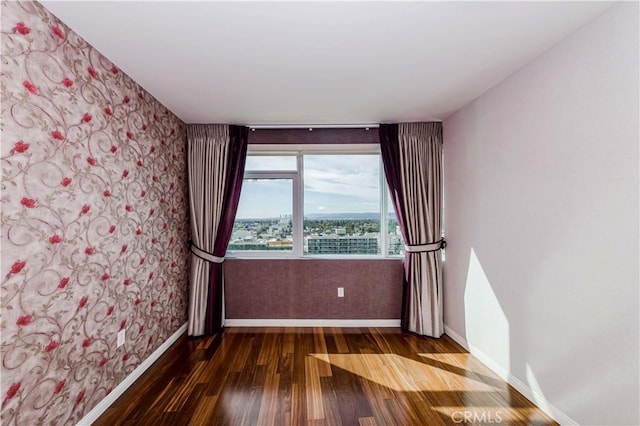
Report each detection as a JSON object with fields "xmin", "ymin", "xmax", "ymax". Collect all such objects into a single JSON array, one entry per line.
[{"xmin": 443, "ymin": 3, "xmax": 639, "ymax": 425}]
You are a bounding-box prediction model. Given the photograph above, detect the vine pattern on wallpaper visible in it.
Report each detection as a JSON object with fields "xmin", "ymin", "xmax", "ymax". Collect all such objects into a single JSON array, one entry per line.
[{"xmin": 1, "ymin": 2, "xmax": 189, "ymax": 424}]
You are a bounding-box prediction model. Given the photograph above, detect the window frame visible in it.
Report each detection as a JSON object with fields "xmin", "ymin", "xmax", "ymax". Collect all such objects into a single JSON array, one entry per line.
[
  {"xmin": 234, "ymin": 173, "xmax": 298, "ymax": 256},
  {"xmin": 227, "ymin": 143, "xmax": 401, "ymax": 259}
]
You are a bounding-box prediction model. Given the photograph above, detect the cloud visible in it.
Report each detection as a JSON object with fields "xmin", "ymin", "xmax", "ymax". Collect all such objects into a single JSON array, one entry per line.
[{"xmin": 303, "ymin": 155, "xmax": 379, "ymax": 202}]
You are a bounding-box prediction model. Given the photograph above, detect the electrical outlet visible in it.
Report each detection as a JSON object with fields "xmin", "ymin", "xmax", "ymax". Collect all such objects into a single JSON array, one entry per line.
[
  {"xmin": 338, "ymin": 287, "xmax": 344, "ymax": 298},
  {"xmin": 117, "ymin": 329, "xmax": 125, "ymax": 347}
]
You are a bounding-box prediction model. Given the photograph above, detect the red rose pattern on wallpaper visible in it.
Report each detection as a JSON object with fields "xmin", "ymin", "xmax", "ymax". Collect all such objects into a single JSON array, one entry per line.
[{"xmin": 1, "ymin": 2, "xmax": 189, "ymax": 425}]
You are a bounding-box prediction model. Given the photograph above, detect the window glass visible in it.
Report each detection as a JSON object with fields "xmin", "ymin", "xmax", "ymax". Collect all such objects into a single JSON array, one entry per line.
[
  {"xmin": 230, "ymin": 179, "xmax": 293, "ymax": 251},
  {"xmin": 303, "ymin": 155, "xmax": 380, "ymax": 255}
]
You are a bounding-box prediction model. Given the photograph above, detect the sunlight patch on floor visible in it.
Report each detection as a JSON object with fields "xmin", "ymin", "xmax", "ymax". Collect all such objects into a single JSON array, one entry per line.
[
  {"xmin": 309, "ymin": 353, "xmax": 499, "ymax": 392},
  {"xmin": 417, "ymin": 352, "xmax": 508, "ymax": 391}
]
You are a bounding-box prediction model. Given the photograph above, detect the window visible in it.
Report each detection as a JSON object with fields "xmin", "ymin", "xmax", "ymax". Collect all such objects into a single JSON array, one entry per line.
[
  {"xmin": 231, "ymin": 179, "xmax": 294, "ymax": 252},
  {"xmin": 303, "ymin": 154, "xmax": 380, "ymax": 255},
  {"xmin": 228, "ymin": 145, "xmax": 403, "ymax": 257},
  {"xmin": 230, "ymin": 155, "xmax": 298, "ymax": 254}
]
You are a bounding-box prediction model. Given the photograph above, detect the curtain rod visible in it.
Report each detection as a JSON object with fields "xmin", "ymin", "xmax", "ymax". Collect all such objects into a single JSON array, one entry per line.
[{"xmin": 247, "ymin": 124, "xmax": 380, "ymax": 130}]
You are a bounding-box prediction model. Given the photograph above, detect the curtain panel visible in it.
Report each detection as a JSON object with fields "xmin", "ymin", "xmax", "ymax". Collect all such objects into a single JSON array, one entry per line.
[
  {"xmin": 187, "ymin": 124, "xmax": 248, "ymax": 336},
  {"xmin": 380, "ymin": 122, "xmax": 444, "ymax": 337}
]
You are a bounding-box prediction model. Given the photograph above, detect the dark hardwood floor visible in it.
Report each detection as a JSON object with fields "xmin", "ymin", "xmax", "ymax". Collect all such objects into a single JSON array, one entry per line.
[{"xmin": 95, "ymin": 327, "xmax": 557, "ymax": 425}]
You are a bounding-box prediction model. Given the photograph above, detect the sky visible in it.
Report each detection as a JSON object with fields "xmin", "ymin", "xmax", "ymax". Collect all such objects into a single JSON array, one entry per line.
[{"xmin": 235, "ymin": 154, "xmax": 382, "ymax": 219}]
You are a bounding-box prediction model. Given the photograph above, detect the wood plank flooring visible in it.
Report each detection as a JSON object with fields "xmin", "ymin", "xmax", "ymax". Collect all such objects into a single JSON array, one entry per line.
[{"xmin": 95, "ymin": 327, "xmax": 557, "ymax": 425}]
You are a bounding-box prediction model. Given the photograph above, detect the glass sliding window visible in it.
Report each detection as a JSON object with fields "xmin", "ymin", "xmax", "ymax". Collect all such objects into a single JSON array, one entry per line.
[
  {"xmin": 303, "ymin": 155, "xmax": 381, "ymax": 255},
  {"xmin": 230, "ymin": 178, "xmax": 293, "ymax": 252}
]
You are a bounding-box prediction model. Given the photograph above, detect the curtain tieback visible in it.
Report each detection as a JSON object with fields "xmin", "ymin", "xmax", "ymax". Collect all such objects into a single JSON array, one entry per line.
[
  {"xmin": 405, "ymin": 239, "xmax": 447, "ymax": 253},
  {"xmin": 189, "ymin": 241, "xmax": 225, "ymax": 264}
]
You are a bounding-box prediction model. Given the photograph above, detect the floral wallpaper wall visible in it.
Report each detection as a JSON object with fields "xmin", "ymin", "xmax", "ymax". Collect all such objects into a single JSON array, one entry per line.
[{"xmin": 1, "ymin": 2, "xmax": 189, "ymax": 424}]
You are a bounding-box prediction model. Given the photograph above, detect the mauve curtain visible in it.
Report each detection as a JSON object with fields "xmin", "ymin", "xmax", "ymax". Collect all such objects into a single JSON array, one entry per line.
[
  {"xmin": 380, "ymin": 122, "xmax": 444, "ymax": 337},
  {"xmin": 187, "ymin": 124, "xmax": 248, "ymax": 336}
]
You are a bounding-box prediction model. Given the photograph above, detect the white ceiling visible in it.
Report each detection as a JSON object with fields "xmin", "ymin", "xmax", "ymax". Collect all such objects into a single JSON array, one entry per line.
[{"xmin": 41, "ymin": 1, "xmax": 613, "ymax": 126}]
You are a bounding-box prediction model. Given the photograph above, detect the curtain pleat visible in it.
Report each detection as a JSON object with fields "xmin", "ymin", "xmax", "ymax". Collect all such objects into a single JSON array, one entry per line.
[
  {"xmin": 380, "ymin": 122, "xmax": 444, "ymax": 337},
  {"xmin": 205, "ymin": 125, "xmax": 248, "ymax": 334},
  {"xmin": 187, "ymin": 124, "xmax": 248, "ymax": 336}
]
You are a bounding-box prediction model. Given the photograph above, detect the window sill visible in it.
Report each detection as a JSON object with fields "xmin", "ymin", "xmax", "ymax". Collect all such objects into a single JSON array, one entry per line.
[{"xmin": 225, "ymin": 254, "xmax": 403, "ymax": 261}]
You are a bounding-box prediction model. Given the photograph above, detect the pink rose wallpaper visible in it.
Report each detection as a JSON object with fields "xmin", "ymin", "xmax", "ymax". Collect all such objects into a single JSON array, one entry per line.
[{"xmin": 1, "ymin": 1, "xmax": 189, "ymax": 424}]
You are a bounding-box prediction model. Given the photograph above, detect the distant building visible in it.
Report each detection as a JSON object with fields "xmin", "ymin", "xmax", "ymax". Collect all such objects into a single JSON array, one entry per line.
[
  {"xmin": 388, "ymin": 235, "xmax": 404, "ymax": 255},
  {"xmin": 306, "ymin": 235, "xmax": 378, "ymax": 254},
  {"xmin": 267, "ymin": 240, "xmax": 293, "ymax": 249}
]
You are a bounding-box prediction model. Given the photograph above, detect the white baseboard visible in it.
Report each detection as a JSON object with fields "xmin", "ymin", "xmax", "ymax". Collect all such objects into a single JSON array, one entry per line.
[
  {"xmin": 77, "ymin": 322, "xmax": 188, "ymax": 426},
  {"xmin": 224, "ymin": 319, "xmax": 401, "ymax": 327},
  {"xmin": 443, "ymin": 325, "xmax": 577, "ymax": 426}
]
